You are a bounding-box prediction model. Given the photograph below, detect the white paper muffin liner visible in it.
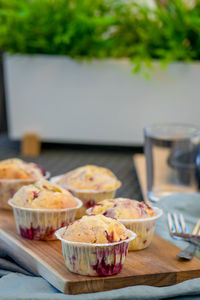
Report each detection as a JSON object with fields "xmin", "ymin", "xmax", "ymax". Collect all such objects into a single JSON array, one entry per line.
[
  {"xmin": 0, "ymin": 172, "xmax": 50, "ymax": 210},
  {"xmin": 55, "ymin": 228, "xmax": 136, "ymax": 276},
  {"xmin": 51, "ymin": 175, "xmax": 121, "ymax": 218},
  {"xmin": 87, "ymin": 207, "xmax": 163, "ymax": 251},
  {"xmin": 8, "ymin": 197, "xmax": 82, "ymax": 241}
]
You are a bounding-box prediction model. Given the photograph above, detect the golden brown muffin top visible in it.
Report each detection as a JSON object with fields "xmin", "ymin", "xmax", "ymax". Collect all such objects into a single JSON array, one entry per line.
[
  {"xmin": 61, "ymin": 215, "xmax": 130, "ymax": 244},
  {"xmin": 57, "ymin": 165, "xmax": 121, "ymax": 191},
  {"xmin": 11, "ymin": 179, "xmax": 78, "ymax": 209},
  {"xmin": 89, "ymin": 198, "xmax": 155, "ymax": 219},
  {"xmin": 0, "ymin": 158, "xmax": 45, "ymax": 180}
]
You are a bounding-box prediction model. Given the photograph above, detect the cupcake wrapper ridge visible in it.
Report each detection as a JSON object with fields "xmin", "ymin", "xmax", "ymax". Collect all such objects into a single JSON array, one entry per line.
[
  {"xmin": 9, "ymin": 196, "xmax": 82, "ymax": 241},
  {"xmin": 13, "ymin": 208, "xmax": 76, "ymax": 240},
  {"xmin": 56, "ymin": 229, "xmax": 135, "ymax": 276},
  {"xmin": 123, "ymin": 220, "xmax": 155, "ymax": 250}
]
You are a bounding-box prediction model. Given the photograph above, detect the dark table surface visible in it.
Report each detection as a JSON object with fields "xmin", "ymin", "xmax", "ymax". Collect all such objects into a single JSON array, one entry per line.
[{"xmin": 0, "ymin": 134, "xmax": 143, "ymax": 201}]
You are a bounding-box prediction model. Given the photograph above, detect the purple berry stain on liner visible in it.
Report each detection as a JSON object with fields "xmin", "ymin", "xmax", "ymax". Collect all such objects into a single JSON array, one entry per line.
[
  {"xmin": 92, "ymin": 243, "xmax": 128, "ymax": 276},
  {"xmin": 19, "ymin": 221, "xmax": 66, "ymax": 240}
]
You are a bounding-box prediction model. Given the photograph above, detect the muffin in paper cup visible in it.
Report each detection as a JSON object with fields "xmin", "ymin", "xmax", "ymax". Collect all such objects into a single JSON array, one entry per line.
[
  {"xmin": 55, "ymin": 227, "xmax": 136, "ymax": 276},
  {"xmin": 117, "ymin": 207, "xmax": 163, "ymax": 250},
  {"xmin": 8, "ymin": 180, "xmax": 82, "ymax": 240},
  {"xmin": 0, "ymin": 158, "xmax": 50, "ymax": 210},
  {"xmin": 51, "ymin": 166, "xmax": 121, "ymax": 219},
  {"xmin": 87, "ymin": 199, "xmax": 163, "ymax": 251},
  {"xmin": 8, "ymin": 197, "xmax": 82, "ymax": 241}
]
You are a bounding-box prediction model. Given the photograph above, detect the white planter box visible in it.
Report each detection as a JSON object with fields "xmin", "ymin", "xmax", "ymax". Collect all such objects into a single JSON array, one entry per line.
[{"xmin": 3, "ymin": 53, "xmax": 200, "ymax": 145}]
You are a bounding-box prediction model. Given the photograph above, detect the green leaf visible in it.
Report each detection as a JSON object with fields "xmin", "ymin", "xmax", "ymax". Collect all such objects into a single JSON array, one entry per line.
[{"xmin": 1, "ymin": 0, "xmax": 200, "ymax": 74}]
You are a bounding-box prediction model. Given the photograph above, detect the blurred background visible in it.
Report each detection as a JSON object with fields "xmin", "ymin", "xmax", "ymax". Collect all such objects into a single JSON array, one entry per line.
[
  {"xmin": 0, "ymin": 0, "xmax": 200, "ymax": 200},
  {"xmin": 1, "ymin": 0, "xmax": 200, "ymax": 148}
]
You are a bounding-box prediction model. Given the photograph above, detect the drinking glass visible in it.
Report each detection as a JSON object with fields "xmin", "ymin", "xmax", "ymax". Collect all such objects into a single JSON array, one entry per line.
[{"xmin": 144, "ymin": 123, "xmax": 200, "ymax": 202}]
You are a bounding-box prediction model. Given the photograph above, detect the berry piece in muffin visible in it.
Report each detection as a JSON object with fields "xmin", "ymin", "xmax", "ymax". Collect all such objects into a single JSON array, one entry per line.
[
  {"xmin": 90, "ymin": 198, "xmax": 155, "ymax": 219},
  {"xmin": 61, "ymin": 215, "xmax": 130, "ymax": 244}
]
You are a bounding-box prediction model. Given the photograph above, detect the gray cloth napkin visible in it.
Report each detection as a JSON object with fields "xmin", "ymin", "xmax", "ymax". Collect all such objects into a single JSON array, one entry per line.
[
  {"xmin": 0, "ymin": 243, "xmax": 33, "ymax": 276},
  {"xmin": 0, "ymin": 193, "xmax": 200, "ymax": 300},
  {"xmin": 155, "ymin": 193, "xmax": 200, "ymax": 249}
]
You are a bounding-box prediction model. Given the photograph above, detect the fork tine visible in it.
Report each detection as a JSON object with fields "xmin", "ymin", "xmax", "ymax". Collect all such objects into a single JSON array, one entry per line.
[
  {"xmin": 167, "ymin": 213, "xmax": 174, "ymax": 233},
  {"xmin": 168, "ymin": 213, "xmax": 187, "ymax": 241},
  {"xmin": 179, "ymin": 214, "xmax": 188, "ymax": 233},
  {"xmin": 173, "ymin": 213, "xmax": 182, "ymax": 233},
  {"xmin": 192, "ymin": 219, "xmax": 200, "ymax": 235}
]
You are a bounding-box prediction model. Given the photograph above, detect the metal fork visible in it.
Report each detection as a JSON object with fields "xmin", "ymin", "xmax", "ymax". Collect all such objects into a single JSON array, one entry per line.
[
  {"xmin": 168, "ymin": 213, "xmax": 200, "ymax": 260},
  {"xmin": 178, "ymin": 219, "xmax": 200, "ymax": 260}
]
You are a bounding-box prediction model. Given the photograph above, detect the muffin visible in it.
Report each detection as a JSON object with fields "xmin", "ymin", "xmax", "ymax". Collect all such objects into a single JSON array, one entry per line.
[
  {"xmin": 0, "ymin": 158, "xmax": 48, "ymax": 210},
  {"xmin": 8, "ymin": 180, "xmax": 82, "ymax": 240},
  {"xmin": 54, "ymin": 165, "xmax": 121, "ymax": 218},
  {"xmin": 87, "ymin": 198, "xmax": 162, "ymax": 250},
  {"xmin": 55, "ymin": 215, "xmax": 136, "ymax": 276},
  {"xmin": 62, "ymin": 214, "xmax": 129, "ymax": 244}
]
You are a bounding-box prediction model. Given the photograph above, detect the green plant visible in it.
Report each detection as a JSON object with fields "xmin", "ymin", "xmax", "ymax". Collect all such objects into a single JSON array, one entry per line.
[{"xmin": 0, "ymin": 0, "xmax": 200, "ymax": 71}]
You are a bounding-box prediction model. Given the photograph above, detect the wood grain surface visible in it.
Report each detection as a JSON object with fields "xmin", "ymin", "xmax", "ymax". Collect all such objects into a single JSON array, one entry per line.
[
  {"xmin": 1, "ymin": 209, "xmax": 200, "ymax": 294},
  {"xmin": 133, "ymin": 154, "xmax": 151, "ymax": 204}
]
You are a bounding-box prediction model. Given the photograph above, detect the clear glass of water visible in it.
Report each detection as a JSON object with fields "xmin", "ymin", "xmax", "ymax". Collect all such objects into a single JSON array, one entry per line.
[{"xmin": 144, "ymin": 123, "xmax": 200, "ymax": 202}]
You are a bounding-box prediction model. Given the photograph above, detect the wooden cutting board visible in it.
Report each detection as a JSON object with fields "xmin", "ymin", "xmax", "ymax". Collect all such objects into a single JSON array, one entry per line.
[
  {"xmin": 1, "ymin": 210, "xmax": 200, "ymax": 294},
  {"xmin": 133, "ymin": 153, "xmax": 150, "ymax": 204}
]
